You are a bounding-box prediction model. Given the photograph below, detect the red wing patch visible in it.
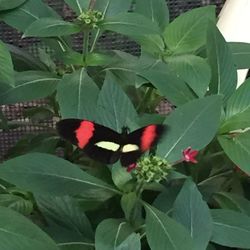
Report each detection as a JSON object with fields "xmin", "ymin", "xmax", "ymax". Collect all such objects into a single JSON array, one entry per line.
[
  {"xmin": 75, "ymin": 120, "xmax": 95, "ymax": 148},
  {"xmin": 140, "ymin": 125, "xmax": 157, "ymax": 151}
]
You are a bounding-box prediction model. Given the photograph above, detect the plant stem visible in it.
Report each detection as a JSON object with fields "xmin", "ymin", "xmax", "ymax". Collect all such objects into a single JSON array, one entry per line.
[
  {"xmin": 83, "ymin": 30, "xmax": 90, "ymax": 62},
  {"xmin": 136, "ymin": 87, "xmax": 154, "ymax": 113}
]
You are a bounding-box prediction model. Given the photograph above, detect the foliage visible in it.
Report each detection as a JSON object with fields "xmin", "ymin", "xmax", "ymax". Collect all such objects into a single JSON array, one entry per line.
[{"xmin": 0, "ymin": 0, "xmax": 250, "ymax": 249}]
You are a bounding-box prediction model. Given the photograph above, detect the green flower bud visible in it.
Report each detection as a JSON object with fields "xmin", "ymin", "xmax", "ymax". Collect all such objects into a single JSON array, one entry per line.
[
  {"xmin": 77, "ymin": 10, "xmax": 103, "ymax": 29},
  {"xmin": 134, "ymin": 155, "xmax": 172, "ymax": 183}
]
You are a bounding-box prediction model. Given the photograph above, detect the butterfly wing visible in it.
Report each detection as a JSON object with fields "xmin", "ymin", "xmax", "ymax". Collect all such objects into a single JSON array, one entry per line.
[
  {"xmin": 120, "ymin": 124, "xmax": 166, "ymax": 166},
  {"xmin": 57, "ymin": 119, "xmax": 122, "ymax": 164}
]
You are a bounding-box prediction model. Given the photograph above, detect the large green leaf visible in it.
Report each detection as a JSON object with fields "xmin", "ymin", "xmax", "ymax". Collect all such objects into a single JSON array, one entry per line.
[
  {"xmin": 145, "ymin": 204, "xmax": 194, "ymax": 250},
  {"xmin": 23, "ymin": 18, "xmax": 81, "ymax": 37},
  {"xmin": 220, "ymin": 79, "xmax": 250, "ymax": 133},
  {"xmin": 0, "ymin": 40, "xmax": 14, "ymax": 87},
  {"xmin": 213, "ymin": 192, "xmax": 250, "ymax": 216},
  {"xmin": 135, "ymin": 0, "xmax": 169, "ymax": 31},
  {"xmin": 211, "ymin": 209, "xmax": 250, "ymax": 248},
  {"xmin": 36, "ymin": 195, "xmax": 94, "ymax": 242},
  {"xmin": 139, "ymin": 66, "xmax": 196, "ymax": 106},
  {"xmin": 163, "ymin": 6, "xmax": 215, "ymax": 54},
  {"xmin": 64, "ymin": 0, "xmax": 90, "ymax": 15},
  {"xmin": 57, "ymin": 68, "xmax": 99, "ymax": 120},
  {"xmin": 0, "ymin": 0, "xmax": 26, "ymax": 11},
  {"xmin": 229, "ymin": 42, "xmax": 250, "ymax": 69},
  {"xmin": 207, "ymin": 23, "xmax": 237, "ymax": 101},
  {"xmin": 157, "ymin": 95, "xmax": 222, "ymax": 162},
  {"xmin": 166, "ymin": 54, "xmax": 211, "ymax": 97},
  {"xmin": 0, "ymin": 206, "xmax": 59, "ymax": 250},
  {"xmin": 96, "ymin": 71, "xmax": 138, "ymax": 132},
  {"xmin": 100, "ymin": 13, "xmax": 160, "ymax": 37},
  {"xmin": 0, "ymin": 0, "xmax": 59, "ymax": 32},
  {"xmin": 173, "ymin": 179, "xmax": 212, "ymax": 250},
  {"xmin": 116, "ymin": 233, "xmax": 141, "ymax": 250},
  {"xmin": 0, "ymin": 71, "xmax": 59, "ymax": 105},
  {"xmin": 0, "ymin": 153, "xmax": 119, "ymax": 200},
  {"xmin": 95, "ymin": 219, "xmax": 134, "ymax": 250},
  {"xmin": 218, "ymin": 131, "xmax": 250, "ymax": 175}
]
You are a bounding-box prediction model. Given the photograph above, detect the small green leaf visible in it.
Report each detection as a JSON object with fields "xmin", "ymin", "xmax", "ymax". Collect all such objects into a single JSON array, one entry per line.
[
  {"xmin": 0, "ymin": 71, "xmax": 59, "ymax": 105},
  {"xmin": 211, "ymin": 209, "xmax": 250, "ymax": 248},
  {"xmin": 23, "ymin": 18, "xmax": 81, "ymax": 37},
  {"xmin": 157, "ymin": 95, "xmax": 222, "ymax": 162},
  {"xmin": 95, "ymin": 219, "xmax": 134, "ymax": 250},
  {"xmin": 100, "ymin": 13, "xmax": 160, "ymax": 37},
  {"xmin": 96, "ymin": 71, "xmax": 138, "ymax": 132},
  {"xmin": 218, "ymin": 131, "xmax": 250, "ymax": 175},
  {"xmin": 166, "ymin": 54, "xmax": 211, "ymax": 97},
  {"xmin": 0, "ymin": 193, "xmax": 33, "ymax": 215},
  {"xmin": 0, "ymin": 0, "xmax": 26, "ymax": 11},
  {"xmin": 164, "ymin": 6, "xmax": 215, "ymax": 53},
  {"xmin": 207, "ymin": 22, "xmax": 237, "ymax": 101},
  {"xmin": 0, "ymin": 206, "xmax": 59, "ymax": 250},
  {"xmin": 0, "ymin": 0, "xmax": 59, "ymax": 32},
  {"xmin": 64, "ymin": 0, "xmax": 90, "ymax": 15},
  {"xmin": 0, "ymin": 40, "xmax": 14, "ymax": 86},
  {"xmin": 145, "ymin": 204, "xmax": 194, "ymax": 250},
  {"xmin": 230, "ymin": 42, "xmax": 250, "ymax": 69},
  {"xmin": 0, "ymin": 153, "xmax": 119, "ymax": 200},
  {"xmin": 57, "ymin": 68, "xmax": 99, "ymax": 120},
  {"xmin": 173, "ymin": 179, "xmax": 212, "ymax": 250},
  {"xmin": 135, "ymin": 0, "xmax": 169, "ymax": 31},
  {"xmin": 220, "ymin": 79, "xmax": 250, "ymax": 133}
]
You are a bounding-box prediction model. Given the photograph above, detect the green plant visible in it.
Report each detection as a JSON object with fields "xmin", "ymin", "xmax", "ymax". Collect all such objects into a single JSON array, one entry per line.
[{"xmin": 1, "ymin": 0, "xmax": 250, "ymax": 249}]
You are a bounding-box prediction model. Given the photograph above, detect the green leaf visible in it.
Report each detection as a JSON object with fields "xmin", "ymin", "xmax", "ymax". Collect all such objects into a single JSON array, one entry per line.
[
  {"xmin": 0, "ymin": 0, "xmax": 26, "ymax": 11},
  {"xmin": 36, "ymin": 195, "xmax": 94, "ymax": 241},
  {"xmin": 0, "ymin": 0, "xmax": 59, "ymax": 32},
  {"xmin": 166, "ymin": 54, "xmax": 211, "ymax": 97},
  {"xmin": 164, "ymin": 6, "xmax": 215, "ymax": 54},
  {"xmin": 229, "ymin": 42, "xmax": 250, "ymax": 69},
  {"xmin": 57, "ymin": 68, "xmax": 99, "ymax": 120},
  {"xmin": 95, "ymin": 219, "xmax": 134, "ymax": 250},
  {"xmin": 157, "ymin": 95, "xmax": 222, "ymax": 162},
  {"xmin": 207, "ymin": 23, "xmax": 237, "ymax": 101},
  {"xmin": 64, "ymin": 0, "xmax": 90, "ymax": 15},
  {"xmin": 7, "ymin": 43, "xmax": 48, "ymax": 71},
  {"xmin": 0, "ymin": 71, "xmax": 59, "ymax": 105},
  {"xmin": 86, "ymin": 53, "xmax": 115, "ymax": 66},
  {"xmin": 138, "ymin": 64, "xmax": 196, "ymax": 106},
  {"xmin": 135, "ymin": 0, "xmax": 169, "ymax": 31},
  {"xmin": 0, "ymin": 40, "xmax": 14, "ymax": 86},
  {"xmin": 100, "ymin": 13, "xmax": 160, "ymax": 38},
  {"xmin": 95, "ymin": 0, "xmax": 132, "ymax": 17},
  {"xmin": 116, "ymin": 233, "xmax": 141, "ymax": 250},
  {"xmin": 220, "ymin": 79, "xmax": 250, "ymax": 133},
  {"xmin": 23, "ymin": 18, "xmax": 81, "ymax": 37},
  {"xmin": 145, "ymin": 204, "xmax": 194, "ymax": 250},
  {"xmin": 0, "ymin": 193, "xmax": 33, "ymax": 215},
  {"xmin": 173, "ymin": 179, "xmax": 212, "ymax": 250},
  {"xmin": 213, "ymin": 192, "xmax": 250, "ymax": 216},
  {"xmin": 0, "ymin": 206, "xmax": 59, "ymax": 250},
  {"xmin": 218, "ymin": 131, "xmax": 250, "ymax": 175},
  {"xmin": 96, "ymin": 71, "xmax": 138, "ymax": 132},
  {"xmin": 211, "ymin": 209, "xmax": 250, "ymax": 248},
  {"xmin": 0, "ymin": 153, "xmax": 119, "ymax": 200}
]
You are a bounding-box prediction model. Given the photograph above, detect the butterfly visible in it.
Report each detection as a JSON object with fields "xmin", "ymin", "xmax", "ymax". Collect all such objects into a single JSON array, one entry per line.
[{"xmin": 56, "ymin": 119, "xmax": 166, "ymax": 167}]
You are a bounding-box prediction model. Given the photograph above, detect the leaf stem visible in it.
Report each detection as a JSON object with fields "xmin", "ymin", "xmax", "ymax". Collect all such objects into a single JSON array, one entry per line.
[{"xmin": 83, "ymin": 30, "xmax": 90, "ymax": 62}]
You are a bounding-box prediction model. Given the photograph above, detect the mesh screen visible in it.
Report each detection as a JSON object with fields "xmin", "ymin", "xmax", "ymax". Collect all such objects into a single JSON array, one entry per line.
[{"xmin": 0, "ymin": 0, "xmax": 224, "ymax": 160}]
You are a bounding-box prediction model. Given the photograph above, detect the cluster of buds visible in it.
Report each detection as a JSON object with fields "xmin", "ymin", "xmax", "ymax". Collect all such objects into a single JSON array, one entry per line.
[
  {"xmin": 77, "ymin": 10, "xmax": 102, "ymax": 29},
  {"xmin": 133, "ymin": 155, "xmax": 172, "ymax": 183}
]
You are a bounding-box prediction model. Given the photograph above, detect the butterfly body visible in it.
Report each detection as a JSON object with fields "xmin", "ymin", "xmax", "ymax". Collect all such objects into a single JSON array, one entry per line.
[{"xmin": 57, "ymin": 119, "xmax": 166, "ymax": 166}]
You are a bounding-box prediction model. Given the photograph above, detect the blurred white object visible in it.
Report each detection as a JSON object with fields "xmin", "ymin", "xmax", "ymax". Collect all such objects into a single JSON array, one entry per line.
[{"xmin": 217, "ymin": 0, "xmax": 250, "ymax": 87}]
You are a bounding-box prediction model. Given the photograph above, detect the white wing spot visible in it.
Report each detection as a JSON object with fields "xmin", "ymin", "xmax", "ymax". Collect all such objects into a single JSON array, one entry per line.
[
  {"xmin": 95, "ymin": 141, "xmax": 120, "ymax": 151},
  {"xmin": 122, "ymin": 144, "xmax": 139, "ymax": 153}
]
